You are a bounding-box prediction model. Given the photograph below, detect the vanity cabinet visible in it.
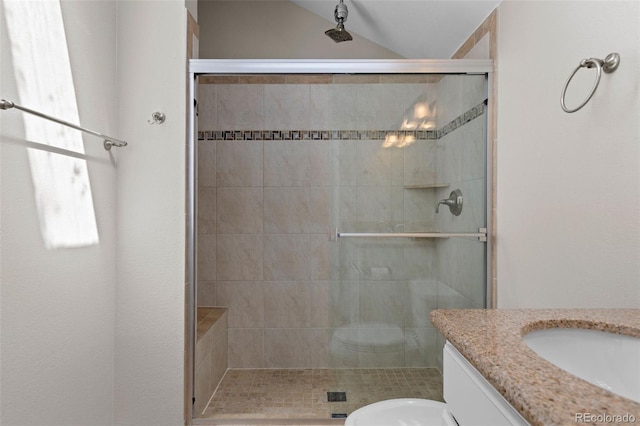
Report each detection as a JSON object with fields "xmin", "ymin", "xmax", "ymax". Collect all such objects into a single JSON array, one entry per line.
[{"xmin": 443, "ymin": 342, "xmax": 529, "ymax": 425}]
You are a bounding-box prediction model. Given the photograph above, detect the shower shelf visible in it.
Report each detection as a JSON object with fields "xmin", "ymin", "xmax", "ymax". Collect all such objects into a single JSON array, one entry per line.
[{"xmin": 404, "ymin": 183, "xmax": 450, "ymax": 189}]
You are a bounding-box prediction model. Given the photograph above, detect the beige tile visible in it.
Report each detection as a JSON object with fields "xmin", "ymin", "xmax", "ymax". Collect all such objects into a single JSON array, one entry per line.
[
  {"xmin": 356, "ymin": 140, "xmax": 392, "ymax": 186},
  {"xmin": 285, "ymin": 74, "xmax": 332, "ymax": 84},
  {"xmin": 355, "ymin": 187, "xmax": 393, "ymax": 231},
  {"xmin": 198, "ymin": 84, "xmax": 217, "ymax": 131},
  {"xmin": 331, "ymin": 139, "xmax": 357, "ymax": 187},
  {"xmin": 238, "ymin": 75, "xmax": 286, "ymax": 84},
  {"xmin": 309, "ymin": 85, "xmax": 329, "ymax": 129},
  {"xmin": 309, "ymin": 234, "xmax": 331, "ymax": 281},
  {"xmin": 264, "ymin": 140, "xmax": 309, "ymax": 187},
  {"xmin": 328, "ymin": 85, "xmax": 358, "ymax": 130},
  {"xmin": 264, "ymin": 281, "xmax": 312, "ymax": 328},
  {"xmin": 404, "ymin": 187, "xmax": 436, "ymax": 231},
  {"xmin": 195, "ymin": 331, "xmax": 212, "ymax": 367},
  {"xmin": 403, "ymin": 241, "xmax": 435, "ymax": 280},
  {"xmin": 405, "ymin": 280, "xmax": 438, "ymax": 328},
  {"xmin": 216, "ymin": 140, "xmax": 263, "ymax": 187},
  {"xmin": 209, "ymin": 309, "xmax": 228, "ymax": 347},
  {"xmin": 332, "ymin": 74, "xmax": 380, "ymax": 84},
  {"xmin": 198, "ymin": 186, "xmax": 216, "ymax": 234},
  {"xmin": 308, "ymin": 141, "xmax": 332, "ymax": 186},
  {"xmin": 358, "ymin": 240, "xmax": 408, "ymax": 281},
  {"xmin": 405, "ymin": 327, "xmax": 438, "ymax": 367},
  {"xmin": 194, "ymin": 352, "xmax": 213, "ymax": 415},
  {"xmin": 198, "ymin": 234, "xmax": 216, "ymax": 281},
  {"xmin": 217, "ymin": 84, "xmax": 264, "ymax": 130},
  {"xmin": 200, "ymin": 75, "xmax": 238, "ymax": 85},
  {"xmin": 308, "ymin": 188, "xmax": 331, "ymax": 233},
  {"xmin": 356, "ymin": 85, "xmax": 405, "ymax": 130},
  {"xmin": 263, "ymin": 187, "xmax": 309, "ymax": 234},
  {"xmin": 216, "ymin": 281, "xmax": 264, "ymax": 328},
  {"xmin": 197, "ymin": 280, "xmax": 217, "ymax": 307},
  {"xmin": 379, "ymin": 74, "xmax": 433, "ymax": 84},
  {"xmin": 216, "ymin": 187, "xmax": 263, "ymax": 234},
  {"xmin": 328, "ymin": 281, "xmax": 360, "ymax": 328},
  {"xmin": 264, "ymin": 329, "xmax": 314, "ymax": 368},
  {"xmin": 403, "ymin": 140, "xmax": 437, "ymax": 186},
  {"xmin": 308, "ymin": 282, "xmax": 330, "ymax": 328},
  {"xmin": 210, "ymin": 331, "xmax": 228, "ymax": 393},
  {"xmin": 198, "ymin": 141, "xmax": 216, "ymax": 187},
  {"xmin": 264, "ymin": 85, "xmax": 310, "ymax": 130},
  {"xmin": 309, "ymin": 329, "xmax": 330, "ymax": 368},
  {"xmin": 263, "ymin": 234, "xmax": 310, "ymax": 281},
  {"xmin": 216, "ymin": 234, "xmax": 263, "ymax": 280},
  {"xmin": 227, "ymin": 329, "xmax": 264, "ymax": 368},
  {"xmin": 359, "ymin": 281, "xmax": 407, "ymax": 327}
]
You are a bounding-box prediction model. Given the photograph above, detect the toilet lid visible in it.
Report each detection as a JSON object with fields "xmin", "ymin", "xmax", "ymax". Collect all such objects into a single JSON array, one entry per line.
[{"xmin": 345, "ymin": 398, "xmax": 456, "ymax": 426}]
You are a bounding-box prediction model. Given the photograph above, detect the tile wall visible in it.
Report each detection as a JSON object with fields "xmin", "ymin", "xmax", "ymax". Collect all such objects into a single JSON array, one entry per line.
[
  {"xmin": 196, "ymin": 74, "xmax": 486, "ymax": 370},
  {"xmin": 433, "ymin": 74, "xmax": 488, "ymax": 367}
]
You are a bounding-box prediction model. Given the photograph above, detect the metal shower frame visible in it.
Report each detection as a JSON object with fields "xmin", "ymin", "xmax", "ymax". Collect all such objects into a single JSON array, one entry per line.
[{"xmin": 186, "ymin": 59, "xmax": 495, "ymax": 418}]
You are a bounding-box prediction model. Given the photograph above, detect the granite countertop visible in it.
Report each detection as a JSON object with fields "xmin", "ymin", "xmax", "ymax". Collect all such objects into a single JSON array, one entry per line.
[{"xmin": 430, "ymin": 309, "xmax": 640, "ymax": 426}]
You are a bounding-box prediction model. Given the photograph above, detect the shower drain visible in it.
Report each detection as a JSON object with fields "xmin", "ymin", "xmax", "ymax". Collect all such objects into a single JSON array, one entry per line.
[{"xmin": 327, "ymin": 391, "xmax": 347, "ymax": 402}]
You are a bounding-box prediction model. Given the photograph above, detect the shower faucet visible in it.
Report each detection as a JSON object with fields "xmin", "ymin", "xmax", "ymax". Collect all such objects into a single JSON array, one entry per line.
[{"xmin": 436, "ymin": 189, "xmax": 463, "ymax": 216}]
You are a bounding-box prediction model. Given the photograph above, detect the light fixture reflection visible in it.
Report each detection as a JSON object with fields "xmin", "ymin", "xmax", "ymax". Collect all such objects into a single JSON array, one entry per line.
[{"xmin": 383, "ymin": 98, "xmax": 437, "ymax": 149}]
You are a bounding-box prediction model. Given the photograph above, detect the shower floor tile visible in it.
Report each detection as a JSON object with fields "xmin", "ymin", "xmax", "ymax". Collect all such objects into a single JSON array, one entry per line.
[{"xmin": 200, "ymin": 368, "xmax": 443, "ymax": 420}]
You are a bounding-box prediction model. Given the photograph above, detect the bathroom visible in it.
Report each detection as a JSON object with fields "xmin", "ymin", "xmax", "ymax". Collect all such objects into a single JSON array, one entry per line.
[{"xmin": 0, "ymin": 1, "xmax": 638, "ymax": 425}]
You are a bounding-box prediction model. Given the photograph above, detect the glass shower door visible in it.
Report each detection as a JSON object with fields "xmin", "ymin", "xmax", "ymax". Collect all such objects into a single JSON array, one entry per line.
[
  {"xmin": 326, "ymin": 73, "xmax": 488, "ymax": 412},
  {"xmin": 188, "ymin": 61, "xmax": 492, "ymax": 421}
]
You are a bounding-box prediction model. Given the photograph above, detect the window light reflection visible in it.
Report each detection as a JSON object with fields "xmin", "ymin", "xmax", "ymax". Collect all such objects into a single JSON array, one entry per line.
[{"xmin": 3, "ymin": 0, "xmax": 99, "ymax": 249}]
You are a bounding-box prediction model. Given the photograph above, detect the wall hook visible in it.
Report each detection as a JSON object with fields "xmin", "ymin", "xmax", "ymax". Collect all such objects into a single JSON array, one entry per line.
[{"xmin": 148, "ymin": 112, "xmax": 166, "ymax": 125}]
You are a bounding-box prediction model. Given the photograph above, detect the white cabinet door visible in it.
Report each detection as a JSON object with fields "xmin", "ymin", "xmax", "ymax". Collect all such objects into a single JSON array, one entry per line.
[{"xmin": 443, "ymin": 342, "xmax": 529, "ymax": 426}]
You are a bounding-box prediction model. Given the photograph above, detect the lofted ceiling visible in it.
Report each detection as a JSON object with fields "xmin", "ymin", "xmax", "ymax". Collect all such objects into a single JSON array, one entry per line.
[{"xmin": 290, "ymin": 0, "xmax": 501, "ymax": 59}]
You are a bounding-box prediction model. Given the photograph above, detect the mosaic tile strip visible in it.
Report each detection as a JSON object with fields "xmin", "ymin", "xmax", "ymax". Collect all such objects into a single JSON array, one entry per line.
[
  {"xmin": 199, "ymin": 129, "xmax": 438, "ymax": 141},
  {"xmin": 197, "ymin": 102, "xmax": 485, "ymax": 142},
  {"xmin": 438, "ymin": 101, "xmax": 486, "ymax": 139}
]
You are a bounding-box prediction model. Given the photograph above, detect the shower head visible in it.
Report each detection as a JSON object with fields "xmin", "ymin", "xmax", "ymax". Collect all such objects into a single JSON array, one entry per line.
[{"xmin": 325, "ymin": 0, "xmax": 353, "ymax": 43}]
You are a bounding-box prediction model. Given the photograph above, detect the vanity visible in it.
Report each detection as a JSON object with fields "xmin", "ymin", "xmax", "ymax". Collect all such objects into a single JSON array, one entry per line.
[{"xmin": 430, "ymin": 309, "xmax": 640, "ymax": 426}]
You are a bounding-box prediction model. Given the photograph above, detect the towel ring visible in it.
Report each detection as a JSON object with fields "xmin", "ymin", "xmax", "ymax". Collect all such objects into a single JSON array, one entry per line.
[{"xmin": 561, "ymin": 52, "xmax": 620, "ymax": 113}]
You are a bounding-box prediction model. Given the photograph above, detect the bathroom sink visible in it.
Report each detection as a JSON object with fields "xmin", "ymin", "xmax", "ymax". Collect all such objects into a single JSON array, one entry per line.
[{"xmin": 523, "ymin": 328, "xmax": 640, "ymax": 403}]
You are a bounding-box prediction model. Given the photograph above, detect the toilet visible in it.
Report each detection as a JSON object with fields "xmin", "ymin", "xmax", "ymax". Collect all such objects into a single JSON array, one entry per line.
[
  {"xmin": 345, "ymin": 342, "xmax": 530, "ymax": 426},
  {"xmin": 345, "ymin": 398, "xmax": 456, "ymax": 426},
  {"xmin": 330, "ymin": 323, "xmax": 406, "ymax": 366},
  {"xmin": 333, "ymin": 325, "xmax": 453, "ymax": 426}
]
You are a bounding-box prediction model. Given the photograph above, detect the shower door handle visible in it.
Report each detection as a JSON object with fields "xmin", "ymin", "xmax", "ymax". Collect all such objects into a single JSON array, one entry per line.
[{"xmin": 330, "ymin": 228, "xmax": 487, "ymax": 242}]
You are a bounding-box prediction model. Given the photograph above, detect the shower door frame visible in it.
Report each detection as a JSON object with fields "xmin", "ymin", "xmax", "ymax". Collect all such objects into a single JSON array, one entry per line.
[{"xmin": 186, "ymin": 59, "xmax": 494, "ymax": 418}]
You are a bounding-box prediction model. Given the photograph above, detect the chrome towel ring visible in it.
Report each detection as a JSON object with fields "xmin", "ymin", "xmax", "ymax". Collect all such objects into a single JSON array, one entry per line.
[{"xmin": 561, "ymin": 52, "xmax": 620, "ymax": 113}]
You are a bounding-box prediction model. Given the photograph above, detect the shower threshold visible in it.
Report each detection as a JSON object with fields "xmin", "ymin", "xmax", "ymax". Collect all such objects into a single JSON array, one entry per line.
[{"xmin": 195, "ymin": 367, "xmax": 443, "ymax": 424}]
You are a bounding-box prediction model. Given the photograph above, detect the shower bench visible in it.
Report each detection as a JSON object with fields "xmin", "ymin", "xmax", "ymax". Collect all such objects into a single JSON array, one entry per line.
[{"xmin": 195, "ymin": 307, "xmax": 228, "ymax": 416}]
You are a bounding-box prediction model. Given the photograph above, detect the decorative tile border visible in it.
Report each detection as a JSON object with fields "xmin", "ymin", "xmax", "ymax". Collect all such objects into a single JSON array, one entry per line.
[
  {"xmin": 438, "ymin": 101, "xmax": 486, "ymax": 139},
  {"xmin": 197, "ymin": 102, "xmax": 485, "ymax": 141}
]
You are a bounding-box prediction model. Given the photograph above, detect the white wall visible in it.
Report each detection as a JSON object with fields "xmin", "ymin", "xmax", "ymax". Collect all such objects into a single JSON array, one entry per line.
[
  {"xmin": 114, "ymin": 1, "xmax": 187, "ymax": 424},
  {"xmin": 496, "ymin": 1, "xmax": 640, "ymax": 308},
  {"xmin": 2, "ymin": 0, "xmax": 188, "ymax": 424},
  {"xmin": 198, "ymin": 0, "xmax": 403, "ymax": 59},
  {"xmin": 0, "ymin": 1, "xmax": 117, "ymax": 424}
]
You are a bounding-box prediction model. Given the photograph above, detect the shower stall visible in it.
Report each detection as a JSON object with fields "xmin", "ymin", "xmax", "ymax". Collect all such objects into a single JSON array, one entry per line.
[{"xmin": 187, "ymin": 59, "xmax": 493, "ymax": 421}]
